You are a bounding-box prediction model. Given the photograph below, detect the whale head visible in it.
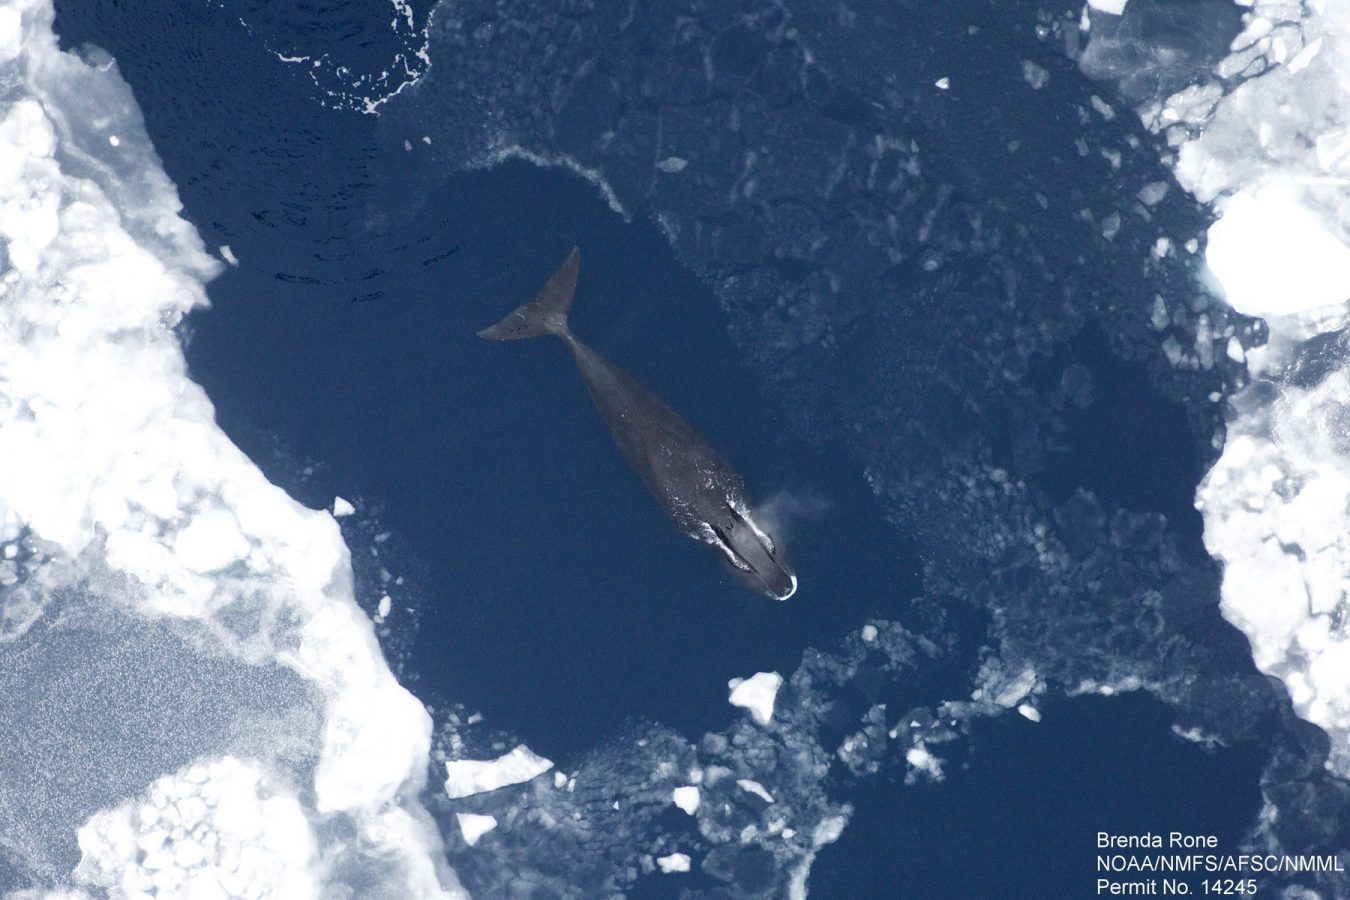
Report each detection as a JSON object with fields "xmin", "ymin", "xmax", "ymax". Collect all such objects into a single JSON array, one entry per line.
[{"xmin": 706, "ymin": 506, "xmax": 797, "ymax": 601}]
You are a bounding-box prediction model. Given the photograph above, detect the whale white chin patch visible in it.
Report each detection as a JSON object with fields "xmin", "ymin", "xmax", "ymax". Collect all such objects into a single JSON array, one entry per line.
[
  {"xmin": 733, "ymin": 502, "xmax": 776, "ymax": 554},
  {"xmin": 701, "ymin": 523, "xmax": 741, "ymax": 560}
]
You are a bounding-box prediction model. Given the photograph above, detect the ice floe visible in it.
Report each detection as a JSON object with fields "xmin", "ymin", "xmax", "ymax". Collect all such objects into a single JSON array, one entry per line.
[
  {"xmin": 1149, "ymin": 0, "xmax": 1350, "ymax": 775},
  {"xmin": 671, "ymin": 785, "xmax": 700, "ymax": 815},
  {"xmin": 656, "ymin": 852, "xmax": 691, "ymax": 873},
  {"xmin": 74, "ymin": 757, "xmax": 317, "ymax": 898},
  {"xmin": 0, "ymin": 1, "xmax": 453, "ymax": 893},
  {"xmin": 728, "ymin": 671, "xmax": 783, "ymax": 726},
  {"xmin": 443, "ymin": 744, "xmax": 553, "ymax": 799},
  {"xmin": 455, "ymin": 813, "xmax": 498, "ymax": 847}
]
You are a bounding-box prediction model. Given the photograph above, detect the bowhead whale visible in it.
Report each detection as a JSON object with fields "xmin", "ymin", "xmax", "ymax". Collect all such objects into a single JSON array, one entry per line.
[{"xmin": 478, "ymin": 247, "xmax": 797, "ymax": 600}]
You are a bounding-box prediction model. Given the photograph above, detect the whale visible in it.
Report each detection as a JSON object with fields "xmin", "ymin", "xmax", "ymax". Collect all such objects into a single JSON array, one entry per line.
[{"xmin": 478, "ymin": 247, "xmax": 797, "ymax": 600}]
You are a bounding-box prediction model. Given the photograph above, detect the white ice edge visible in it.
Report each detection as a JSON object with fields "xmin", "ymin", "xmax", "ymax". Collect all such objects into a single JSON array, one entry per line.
[
  {"xmin": 1086, "ymin": 0, "xmax": 1129, "ymax": 15},
  {"xmin": 1125, "ymin": 0, "xmax": 1350, "ymax": 774},
  {"xmin": 74, "ymin": 757, "xmax": 319, "ymax": 897},
  {"xmin": 0, "ymin": 1, "xmax": 457, "ymax": 894}
]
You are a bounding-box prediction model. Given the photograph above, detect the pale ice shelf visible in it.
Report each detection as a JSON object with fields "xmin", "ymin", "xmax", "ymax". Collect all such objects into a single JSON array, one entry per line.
[
  {"xmin": 1150, "ymin": 0, "xmax": 1350, "ymax": 776},
  {"xmin": 0, "ymin": 1, "xmax": 457, "ymax": 894},
  {"xmin": 1205, "ymin": 187, "xmax": 1350, "ymax": 320},
  {"xmin": 74, "ymin": 757, "xmax": 318, "ymax": 898}
]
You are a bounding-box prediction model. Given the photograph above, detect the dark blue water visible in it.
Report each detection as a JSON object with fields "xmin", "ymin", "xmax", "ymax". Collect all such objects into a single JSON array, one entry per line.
[
  {"xmin": 49, "ymin": 0, "xmax": 940, "ymax": 755},
  {"xmin": 811, "ymin": 692, "xmax": 1268, "ymax": 900},
  {"xmin": 48, "ymin": 1, "xmax": 1311, "ymax": 897},
  {"xmin": 185, "ymin": 157, "xmax": 933, "ymax": 758}
]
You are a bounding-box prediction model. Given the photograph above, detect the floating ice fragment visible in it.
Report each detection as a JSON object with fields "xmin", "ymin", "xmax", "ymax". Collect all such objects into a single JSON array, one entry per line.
[
  {"xmin": 219, "ymin": 244, "xmax": 239, "ymax": 266},
  {"xmin": 812, "ymin": 815, "xmax": 847, "ymax": 848},
  {"xmin": 1087, "ymin": 0, "xmax": 1129, "ymax": 13},
  {"xmin": 1206, "ymin": 188, "xmax": 1350, "ymax": 317},
  {"xmin": 656, "ymin": 852, "xmax": 691, "ymax": 873},
  {"xmin": 455, "ymin": 813, "xmax": 497, "ymax": 847},
  {"xmin": 737, "ymin": 779, "xmax": 775, "ymax": 804},
  {"xmin": 1287, "ymin": 36, "xmax": 1323, "ymax": 74},
  {"xmin": 905, "ymin": 744, "xmax": 944, "ymax": 779},
  {"xmin": 1017, "ymin": 704, "xmax": 1042, "ymax": 722},
  {"xmin": 861, "ymin": 624, "xmax": 878, "ymax": 642},
  {"xmin": 934, "ymin": 77, "xmax": 950, "ymax": 90},
  {"xmin": 671, "ymin": 785, "xmax": 700, "ymax": 815},
  {"xmin": 332, "ymin": 497, "xmax": 355, "ymax": 518},
  {"xmin": 991, "ymin": 667, "xmax": 1037, "ymax": 707},
  {"xmin": 443, "ymin": 745, "xmax": 553, "ymax": 799},
  {"xmin": 728, "ymin": 671, "xmax": 782, "ymax": 725}
]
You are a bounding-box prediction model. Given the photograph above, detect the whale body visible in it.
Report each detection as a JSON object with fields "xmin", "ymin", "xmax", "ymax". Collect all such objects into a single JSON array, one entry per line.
[{"xmin": 478, "ymin": 247, "xmax": 797, "ymax": 600}]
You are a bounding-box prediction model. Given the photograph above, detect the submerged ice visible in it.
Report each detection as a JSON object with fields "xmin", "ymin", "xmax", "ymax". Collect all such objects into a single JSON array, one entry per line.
[{"xmin": 431, "ymin": 620, "xmax": 948, "ymax": 898}]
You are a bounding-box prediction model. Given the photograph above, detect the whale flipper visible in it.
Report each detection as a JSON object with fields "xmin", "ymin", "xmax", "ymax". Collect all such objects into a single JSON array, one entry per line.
[{"xmin": 478, "ymin": 246, "xmax": 579, "ymax": 341}]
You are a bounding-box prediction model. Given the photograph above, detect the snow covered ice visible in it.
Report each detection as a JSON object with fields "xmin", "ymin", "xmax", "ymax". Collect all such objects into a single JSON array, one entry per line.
[
  {"xmin": 0, "ymin": 2, "xmax": 457, "ymax": 894},
  {"xmin": 727, "ymin": 671, "xmax": 783, "ymax": 726},
  {"xmin": 1177, "ymin": 0, "xmax": 1350, "ymax": 776},
  {"xmin": 443, "ymin": 745, "xmax": 553, "ymax": 799}
]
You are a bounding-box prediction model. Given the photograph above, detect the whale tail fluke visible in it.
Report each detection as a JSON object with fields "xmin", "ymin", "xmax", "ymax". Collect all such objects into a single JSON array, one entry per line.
[{"xmin": 478, "ymin": 246, "xmax": 579, "ymax": 341}]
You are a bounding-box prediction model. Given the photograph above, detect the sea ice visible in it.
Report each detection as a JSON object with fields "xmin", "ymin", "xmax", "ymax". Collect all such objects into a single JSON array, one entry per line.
[
  {"xmin": 444, "ymin": 745, "xmax": 553, "ymax": 799},
  {"xmin": 456, "ymin": 813, "xmax": 497, "ymax": 847},
  {"xmin": 728, "ymin": 671, "xmax": 783, "ymax": 726}
]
